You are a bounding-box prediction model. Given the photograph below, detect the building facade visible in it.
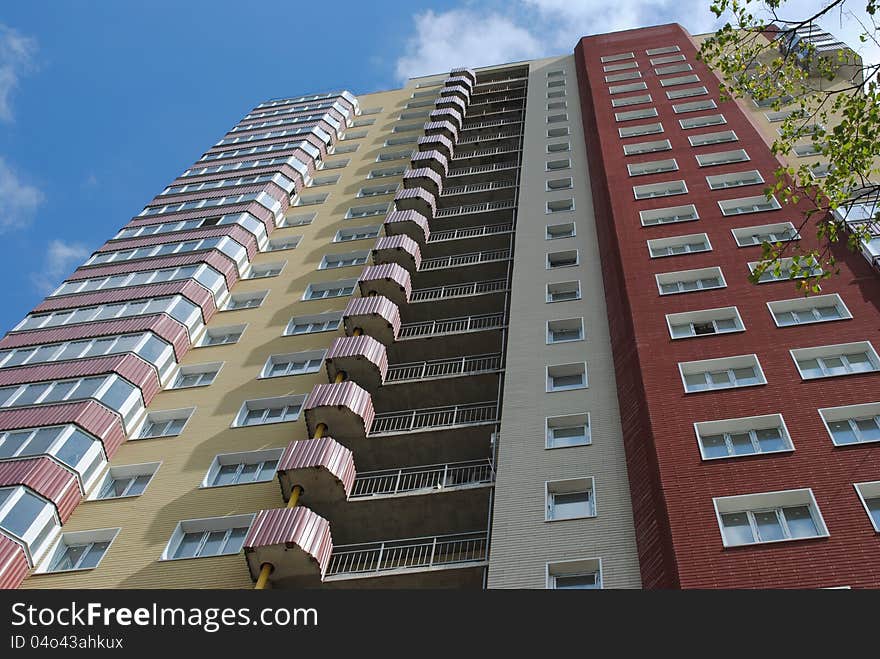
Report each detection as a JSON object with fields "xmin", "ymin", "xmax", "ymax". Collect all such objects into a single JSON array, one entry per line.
[{"xmin": 1, "ymin": 23, "xmax": 877, "ymax": 590}]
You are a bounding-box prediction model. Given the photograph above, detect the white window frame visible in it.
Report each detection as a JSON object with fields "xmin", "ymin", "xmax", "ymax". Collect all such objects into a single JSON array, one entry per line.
[
  {"xmin": 260, "ymin": 350, "xmax": 327, "ymax": 379},
  {"xmin": 170, "ymin": 362, "xmax": 223, "ymax": 389},
  {"xmin": 91, "ymin": 462, "xmax": 160, "ymax": 500},
  {"xmin": 546, "ymin": 281, "xmax": 581, "ymax": 303},
  {"xmin": 546, "ymin": 221, "xmax": 576, "ymax": 240},
  {"xmin": 623, "ymin": 139, "xmax": 672, "ymax": 156},
  {"xmin": 719, "ymin": 194, "xmax": 781, "ymax": 216},
  {"xmin": 545, "ymin": 477, "xmax": 596, "ymax": 521},
  {"xmin": 791, "ymin": 341, "xmax": 880, "ymax": 380},
  {"xmin": 546, "ymin": 362, "xmax": 588, "ymax": 392},
  {"xmin": 627, "ymin": 158, "xmax": 679, "ymax": 177},
  {"xmin": 694, "ymin": 414, "xmax": 794, "ymax": 460},
  {"xmin": 767, "ymin": 294, "xmax": 851, "ymax": 327},
  {"xmin": 639, "ymin": 204, "xmax": 699, "ymax": 227},
  {"xmin": 619, "ymin": 122, "xmax": 664, "ymax": 139},
  {"xmin": 545, "ymin": 413, "xmax": 591, "ymax": 449},
  {"xmin": 706, "ymin": 170, "xmax": 764, "ymax": 190},
  {"xmin": 137, "ymin": 408, "xmax": 195, "ymax": 439},
  {"xmin": 713, "ymin": 489, "xmax": 829, "ymax": 548},
  {"xmin": 546, "ymin": 317, "xmax": 585, "ymax": 344},
  {"xmin": 198, "ymin": 324, "xmax": 246, "ymax": 347},
  {"xmin": 302, "ymin": 279, "xmax": 357, "ymax": 301},
  {"xmin": 223, "ymin": 291, "xmax": 267, "ymax": 311},
  {"xmin": 202, "ymin": 449, "xmax": 283, "ymax": 488},
  {"xmin": 853, "ymin": 481, "xmax": 880, "ymax": 532},
  {"xmin": 546, "ymin": 199, "xmax": 575, "ymax": 214},
  {"xmin": 666, "ymin": 306, "xmax": 745, "ymax": 339},
  {"xmin": 679, "ymin": 354, "xmax": 767, "ymax": 392},
  {"xmin": 546, "ymin": 558, "xmax": 602, "ymax": 589},
  {"xmin": 656, "ymin": 266, "xmax": 726, "ymax": 295},
  {"xmin": 696, "ymin": 149, "xmax": 750, "ymax": 167},
  {"xmin": 284, "ymin": 312, "xmax": 343, "ymax": 336},
  {"xmin": 38, "ymin": 528, "xmax": 120, "ymax": 574},
  {"xmin": 161, "ymin": 514, "xmax": 255, "ymax": 561},
  {"xmin": 233, "ymin": 395, "xmax": 305, "ymax": 427},
  {"xmin": 647, "ymin": 233, "xmax": 711, "ymax": 258},
  {"xmin": 546, "ymin": 249, "xmax": 579, "ymax": 270},
  {"xmin": 818, "ymin": 402, "xmax": 880, "ymax": 447},
  {"xmin": 633, "ymin": 180, "xmax": 688, "ymax": 200}
]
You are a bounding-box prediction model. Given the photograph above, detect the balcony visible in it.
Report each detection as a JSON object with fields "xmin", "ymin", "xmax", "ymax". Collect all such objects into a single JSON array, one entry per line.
[
  {"xmin": 468, "ymin": 93, "xmax": 526, "ymax": 109},
  {"xmin": 460, "ymin": 117, "xmax": 523, "ymax": 133},
  {"xmin": 439, "ymin": 179, "xmax": 517, "ymax": 204},
  {"xmin": 414, "ymin": 249, "xmax": 510, "ymax": 288},
  {"xmin": 450, "ymin": 147, "xmax": 521, "ymax": 167},
  {"xmin": 351, "ymin": 459, "xmax": 494, "ymax": 497},
  {"xmin": 457, "ymin": 130, "xmax": 521, "ymax": 146},
  {"xmin": 423, "ymin": 223, "xmax": 513, "ymax": 257},
  {"xmin": 399, "ymin": 312, "xmax": 506, "ymax": 339},
  {"xmin": 371, "ymin": 401, "xmax": 498, "ymax": 436},
  {"xmin": 407, "ymin": 281, "xmax": 507, "ymax": 321},
  {"xmin": 420, "ymin": 248, "xmax": 510, "ymax": 271},
  {"xmin": 322, "ymin": 531, "xmax": 488, "ymax": 587},
  {"xmin": 434, "ymin": 198, "xmax": 517, "ymax": 226},
  {"xmin": 446, "ymin": 160, "xmax": 519, "ymax": 180}
]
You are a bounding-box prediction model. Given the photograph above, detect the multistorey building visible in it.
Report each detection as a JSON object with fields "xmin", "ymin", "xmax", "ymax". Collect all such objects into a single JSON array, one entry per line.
[{"xmin": 0, "ymin": 23, "xmax": 877, "ymax": 590}]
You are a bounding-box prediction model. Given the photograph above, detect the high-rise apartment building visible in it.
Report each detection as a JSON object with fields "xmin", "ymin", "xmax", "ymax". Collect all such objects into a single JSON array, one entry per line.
[{"xmin": 1, "ymin": 23, "xmax": 877, "ymax": 590}]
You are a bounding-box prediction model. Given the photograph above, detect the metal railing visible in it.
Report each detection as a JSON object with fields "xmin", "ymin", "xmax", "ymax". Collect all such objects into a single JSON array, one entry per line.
[
  {"xmin": 420, "ymin": 249, "xmax": 510, "ymax": 271},
  {"xmin": 471, "ymin": 83, "xmax": 527, "ymax": 97},
  {"xmin": 451, "ymin": 147, "xmax": 521, "ymax": 161},
  {"xmin": 399, "ymin": 312, "xmax": 505, "ymax": 339},
  {"xmin": 410, "ymin": 279, "xmax": 507, "ymax": 303},
  {"xmin": 446, "ymin": 162, "xmax": 519, "ymax": 177},
  {"xmin": 326, "ymin": 531, "xmax": 489, "ymax": 577},
  {"xmin": 473, "ymin": 75, "xmax": 528, "ymax": 87},
  {"xmin": 440, "ymin": 180, "xmax": 517, "ymax": 196},
  {"xmin": 427, "ymin": 223, "xmax": 513, "ymax": 242},
  {"xmin": 460, "ymin": 118, "xmax": 522, "ymax": 131},
  {"xmin": 350, "ymin": 459, "xmax": 495, "ymax": 498},
  {"xmin": 386, "ymin": 353, "xmax": 503, "ymax": 383},
  {"xmin": 370, "ymin": 401, "xmax": 499, "ymax": 435},
  {"xmin": 435, "ymin": 199, "xmax": 516, "ymax": 217},
  {"xmin": 457, "ymin": 131, "xmax": 522, "ymax": 145},
  {"xmin": 469, "ymin": 94, "xmax": 526, "ymax": 107}
]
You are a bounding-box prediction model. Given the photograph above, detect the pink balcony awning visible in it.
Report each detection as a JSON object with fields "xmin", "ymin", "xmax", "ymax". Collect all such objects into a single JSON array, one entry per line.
[
  {"xmin": 384, "ymin": 209, "xmax": 431, "ymax": 243},
  {"xmin": 411, "ymin": 149, "xmax": 449, "ymax": 177},
  {"xmin": 342, "ymin": 296, "xmax": 401, "ymax": 345},
  {"xmin": 357, "ymin": 263, "xmax": 412, "ymax": 305},
  {"xmin": 278, "ymin": 437, "xmax": 356, "ymax": 502},
  {"xmin": 429, "ymin": 107, "xmax": 464, "ymax": 130},
  {"xmin": 0, "ymin": 457, "xmax": 82, "ymax": 523},
  {"xmin": 303, "ymin": 380, "xmax": 375, "ymax": 441},
  {"xmin": 450, "ymin": 67, "xmax": 477, "ymax": 85},
  {"xmin": 372, "ymin": 235, "xmax": 422, "ymax": 272},
  {"xmin": 423, "ymin": 120, "xmax": 460, "ymax": 144},
  {"xmin": 326, "ymin": 334, "xmax": 388, "ymax": 391},
  {"xmin": 0, "ymin": 535, "xmax": 29, "ymax": 589},
  {"xmin": 393, "ymin": 187, "xmax": 437, "ymax": 220},
  {"xmin": 435, "ymin": 94, "xmax": 467, "ymax": 116},
  {"xmin": 403, "ymin": 168, "xmax": 443, "ymax": 197},
  {"xmin": 243, "ymin": 506, "xmax": 333, "ymax": 583}
]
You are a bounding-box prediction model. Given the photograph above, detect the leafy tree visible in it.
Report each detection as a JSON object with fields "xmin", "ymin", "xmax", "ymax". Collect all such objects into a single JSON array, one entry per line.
[{"xmin": 697, "ymin": 0, "xmax": 880, "ymax": 291}]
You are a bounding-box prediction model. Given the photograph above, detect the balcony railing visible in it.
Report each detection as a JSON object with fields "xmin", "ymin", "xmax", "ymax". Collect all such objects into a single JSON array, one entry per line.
[
  {"xmin": 451, "ymin": 147, "xmax": 521, "ymax": 162},
  {"xmin": 399, "ymin": 312, "xmax": 506, "ymax": 338},
  {"xmin": 427, "ymin": 223, "xmax": 513, "ymax": 242},
  {"xmin": 435, "ymin": 199, "xmax": 516, "ymax": 217},
  {"xmin": 469, "ymin": 94, "xmax": 526, "ymax": 107},
  {"xmin": 440, "ymin": 180, "xmax": 517, "ymax": 197},
  {"xmin": 386, "ymin": 353, "xmax": 503, "ymax": 383},
  {"xmin": 350, "ymin": 459, "xmax": 495, "ymax": 498},
  {"xmin": 473, "ymin": 75, "xmax": 528, "ymax": 87},
  {"xmin": 410, "ymin": 279, "xmax": 507, "ymax": 303},
  {"xmin": 420, "ymin": 248, "xmax": 510, "ymax": 271},
  {"xmin": 457, "ymin": 130, "xmax": 521, "ymax": 145},
  {"xmin": 325, "ymin": 531, "xmax": 489, "ymax": 578},
  {"xmin": 460, "ymin": 118, "xmax": 523, "ymax": 132},
  {"xmin": 470, "ymin": 83, "xmax": 527, "ymax": 97},
  {"xmin": 446, "ymin": 162, "xmax": 519, "ymax": 178},
  {"xmin": 370, "ymin": 401, "xmax": 499, "ymax": 435}
]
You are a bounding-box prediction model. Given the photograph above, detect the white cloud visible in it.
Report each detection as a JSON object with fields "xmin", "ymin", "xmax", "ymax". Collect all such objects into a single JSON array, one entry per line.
[
  {"xmin": 0, "ymin": 23, "xmax": 37, "ymax": 122},
  {"xmin": 30, "ymin": 240, "xmax": 90, "ymax": 295},
  {"xmin": 0, "ymin": 156, "xmax": 44, "ymax": 233},
  {"xmin": 395, "ymin": 9, "xmax": 543, "ymax": 81}
]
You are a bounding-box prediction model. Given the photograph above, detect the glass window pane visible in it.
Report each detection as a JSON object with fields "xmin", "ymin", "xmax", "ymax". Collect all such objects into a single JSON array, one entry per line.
[
  {"xmin": 701, "ymin": 434, "xmax": 728, "ymax": 458},
  {"xmin": 732, "ymin": 367, "xmax": 756, "ymax": 384},
  {"xmin": 783, "ymin": 506, "xmax": 818, "ymax": 538},
  {"xmin": 213, "ymin": 464, "xmax": 240, "ymax": 486},
  {"xmin": 754, "ymin": 510, "xmax": 785, "ymax": 542},
  {"xmin": 854, "ymin": 417, "xmax": 880, "ymax": 442},
  {"xmin": 555, "ymin": 573, "xmax": 598, "ymax": 589},
  {"xmin": 729, "ymin": 432, "xmax": 755, "ymax": 455},
  {"xmin": 829, "ymin": 420, "xmax": 858, "ymax": 444},
  {"xmin": 2, "ymin": 491, "xmax": 47, "ymax": 537},
  {"xmin": 721, "ymin": 512, "xmax": 753, "ymax": 545},
  {"xmin": 51, "ymin": 544, "xmax": 86, "ymax": 572},
  {"xmin": 77, "ymin": 541, "xmax": 110, "ymax": 569},
  {"xmin": 200, "ymin": 530, "xmax": 226, "ymax": 557},
  {"xmin": 755, "ymin": 427, "xmax": 786, "ymax": 452},
  {"xmin": 225, "ymin": 527, "xmax": 248, "ymax": 554},
  {"xmin": 174, "ymin": 532, "xmax": 202, "ymax": 558}
]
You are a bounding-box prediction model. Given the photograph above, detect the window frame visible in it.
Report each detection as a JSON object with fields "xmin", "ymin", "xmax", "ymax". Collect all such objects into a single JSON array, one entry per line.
[
  {"xmin": 712, "ymin": 488, "xmax": 829, "ymax": 548},
  {"xmin": 545, "ymin": 477, "xmax": 596, "ymax": 521}
]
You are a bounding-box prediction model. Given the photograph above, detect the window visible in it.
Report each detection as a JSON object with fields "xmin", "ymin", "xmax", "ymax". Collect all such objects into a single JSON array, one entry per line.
[
  {"xmin": 94, "ymin": 463, "xmax": 159, "ymax": 500},
  {"xmin": 200, "ymin": 325, "xmax": 245, "ymax": 346},
  {"xmin": 680, "ymin": 114, "xmax": 727, "ymax": 130},
  {"xmin": 285, "ymin": 312, "xmax": 342, "ymax": 336},
  {"xmin": 854, "ymin": 482, "xmax": 880, "ymax": 531},
  {"xmin": 611, "ymin": 94, "xmax": 652, "ymax": 108},
  {"xmin": 332, "ymin": 143, "xmax": 359, "ymax": 154},
  {"xmin": 171, "ymin": 363, "xmax": 222, "ymax": 389},
  {"xmin": 162, "ymin": 514, "xmax": 254, "ymax": 560},
  {"xmin": 793, "ymin": 143, "xmax": 823, "ymax": 157},
  {"xmin": 392, "ymin": 123, "xmax": 424, "ymax": 133},
  {"xmin": 546, "ymin": 158, "xmax": 571, "ymax": 171},
  {"xmin": 603, "ymin": 61, "xmax": 638, "ymax": 72},
  {"xmin": 655, "ymin": 63, "xmax": 693, "ymax": 75},
  {"xmin": 224, "ymin": 291, "xmax": 267, "ymax": 311},
  {"xmin": 748, "ymin": 257, "xmax": 821, "ymax": 283},
  {"xmin": 819, "ymin": 402, "xmax": 880, "ymax": 446},
  {"xmin": 234, "ymin": 395, "xmax": 305, "ymax": 427},
  {"xmin": 633, "ymin": 180, "xmax": 687, "ymax": 200},
  {"xmin": 719, "ymin": 194, "xmax": 781, "ymax": 216},
  {"xmin": 707, "ymin": 170, "xmax": 764, "ymax": 190},
  {"xmin": 261, "ymin": 350, "xmax": 326, "ymax": 378},
  {"xmin": 547, "ymin": 250, "xmax": 578, "ymax": 269},
  {"xmin": 319, "ymin": 250, "xmax": 369, "ymax": 270},
  {"xmin": 368, "ymin": 166, "xmax": 407, "ymax": 179},
  {"xmin": 696, "ymin": 149, "xmax": 750, "ymax": 167},
  {"xmin": 650, "ymin": 53, "xmax": 686, "ymax": 65},
  {"xmin": 138, "ymin": 409, "xmax": 194, "ymax": 439},
  {"xmin": 546, "ymin": 413, "xmax": 591, "ymax": 449},
  {"xmin": 623, "ymin": 139, "xmax": 671, "ymax": 156},
  {"xmin": 42, "ymin": 529, "xmax": 118, "ymax": 573},
  {"xmin": 689, "ymin": 130, "xmax": 738, "ymax": 147},
  {"xmin": 546, "ymin": 478, "xmax": 595, "ymax": 520},
  {"xmin": 679, "ymin": 354, "xmax": 766, "ymax": 392},
  {"xmin": 695, "ymin": 414, "xmax": 793, "ymax": 460},
  {"xmin": 600, "ymin": 52, "xmax": 635, "ymax": 63},
  {"xmin": 609, "ymin": 82, "xmax": 648, "ymax": 95},
  {"xmin": 279, "ymin": 213, "xmax": 314, "ymax": 228},
  {"xmin": 547, "ymin": 363, "xmax": 587, "ymax": 392},
  {"xmin": 311, "ymin": 174, "xmax": 340, "ymax": 187},
  {"xmin": 641, "ymin": 204, "xmax": 699, "ymax": 227},
  {"xmin": 547, "ymin": 199, "xmax": 575, "ymax": 213},
  {"xmin": 546, "ymin": 142, "xmax": 570, "ymax": 153},
  {"xmin": 646, "ymin": 45, "xmax": 681, "ymax": 55},
  {"xmin": 295, "ymin": 192, "xmax": 328, "ymax": 207},
  {"xmin": 264, "ymin": 236, "xmax": 301, "ymax": 252},
  {"xmin": 546, "ymin": 222, "xmax": 575, "ymax": 240},
  {"xmin": 247, "ymin": 262, "xmax": 284, "ymax": 279},
  {"xmin": 546, "ymin": 177, "xmax": 573, "ymax": 191},
  {"xmin": 384, "ymin": 135, "xmax": 418, "ymax": 146},
  {"xmin": 547, "ymin": 127, "xmax": 570, "ymax": 138},
  {"xmin": 667, "ymin": 307, "xmax": 744, "ymax": 339},
  {"xmin": 303, "ymin": 279, "xmax": 357, "ymax": 300},
  {"xmin": 666, "ymin": 86, "xmax": 708, "ymax": 100},
  {"xmin": 547, "ymin": 80, "xmax": 566, "ymax": 89},
  {"xmin": 547, "ymin": 90, "xmax": 566, "ymax": 99},
  {"xmin": 358, "ymin": 184, "xmax": 398, "ymax": 198},
  {"xmin": 0, "ymin": 487, "xmax": 58, "ymax": 559},
  {"xmin": 547, "ymin": 558, "xmax": 601, "ymax": 589},
  {"xmin": 660, "ymin": 74, "xmax": 700, "ymax": 87},
  {"xmin": 203, "ymin": 449, "xmax": 283, "ymax": 488},
  {"xmin": 547, "ymin": 101, "xmax": 567, "ymax": 110},
  {"xmin": 376, "ymin": 150, "xmax": 411, "ymax": 162},
  {"xmin": 619, "ymin": 122, "xmax": 664, "ymax": 138},
  {"xmin": 547, "ymin": 318, "xmax": 584, "ymax": 344},
  {"xmin": 342, "ymin": 130, "xmax": 368, "ymax": 141},
  {"xmin": 627, "ymin": 158, "xmax": 678, "ymax": 176},
  {"xmin": 615, "ymin": 107, "xmax": 659, "ymax": 123},
  {"xmin": 321, "ymin": 158, "xmax": 350, "ymax": 170},
  {"xmin": 335, "ymin": 225, "xmax": 381, "ymax": 242},
  {"xmin": 605, "ymin": 71, "xmax": 642, "ymax": 83},
  {"xmin": 768, "ymin": 294, "xmax": 851, "ymax": 327},
  {"xmin": 673, "ymin": 99, "xmax": 717, "ymax": 114},
  {"xmin": 546, "ymin": 281, "xmax": 580, "ymax": 303},
  {"xmin": 647, "ymin": 233, "xmax": 711, "ymax": 257},
  {"xmin": 713, "ymin": 489, "xmax": 828, "ymax": 547},
  {"xmin": 345, "ymin": 203, "xmax": 390, "ymax": 219},
  {"xmin": 791, "ymin": 342, "xmax": 880, "ymax": 380},
  {"xmin": 362, "ymin": 106, "xmax": 383, "ymax": 114}
]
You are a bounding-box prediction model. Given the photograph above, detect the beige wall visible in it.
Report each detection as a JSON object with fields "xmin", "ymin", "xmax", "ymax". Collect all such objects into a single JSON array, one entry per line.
[
  {"xmin": 22, "ymin": 85, "xmax": 423, "ymax": 589},
  {"xmin": 486, "ymin": 55, "xmax": 642, "ymax": 589}
]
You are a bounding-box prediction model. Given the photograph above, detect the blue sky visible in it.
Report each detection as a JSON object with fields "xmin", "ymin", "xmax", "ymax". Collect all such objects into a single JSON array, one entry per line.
[{"xmin": 0, "ymin": 0, "xmax": 873, "ymax": 333}]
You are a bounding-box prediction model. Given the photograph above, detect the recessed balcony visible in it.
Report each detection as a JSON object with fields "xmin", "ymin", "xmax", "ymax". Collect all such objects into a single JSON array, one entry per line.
[
  {"xmin": 399, "ymin": 312, "xmax": 506, "ymax": 341},
  {"xmin": 414, "ymin": 249, "xmax": 511, "ymax": 289},
  {"xmin": 434, "ymin": 199, "xmax": 517, "ymax": 227},
  {"xmin": 449, "ymin": 146, "xmax": 521, "ymax": 167},
  {"xmin": 423, "ymin": 223, "xmax": 513, "ymax": 257},
  {"xmin": 407, "ymin": 279, "xmax": 508, "ymax": 321},
  {"xmin": 439, "ymin": 179, "xmax": 517, "ymax": 204}
]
